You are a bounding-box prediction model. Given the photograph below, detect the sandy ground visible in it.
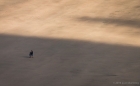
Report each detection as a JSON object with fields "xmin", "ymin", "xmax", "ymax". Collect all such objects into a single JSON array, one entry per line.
[{"xmin": 0, "ymin": 0, "xmax": 140, "ymax": 86}]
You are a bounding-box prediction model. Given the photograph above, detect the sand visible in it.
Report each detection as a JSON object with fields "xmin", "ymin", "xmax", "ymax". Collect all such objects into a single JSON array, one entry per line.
[{"xmin": 0, "ymin": 0, "xmax": 140, "ymax": 86}]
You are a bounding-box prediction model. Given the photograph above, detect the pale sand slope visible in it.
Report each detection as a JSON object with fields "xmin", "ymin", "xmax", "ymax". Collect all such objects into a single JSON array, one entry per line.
[{"xmin": 0, "ymin": 0, "xmax": 140, "ymax": 86}]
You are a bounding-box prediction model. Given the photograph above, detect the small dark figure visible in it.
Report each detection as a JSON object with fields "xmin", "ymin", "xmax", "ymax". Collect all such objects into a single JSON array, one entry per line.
[{"xmin": 29, "ymin": 50, "xmax": 33, "ymax": 58}]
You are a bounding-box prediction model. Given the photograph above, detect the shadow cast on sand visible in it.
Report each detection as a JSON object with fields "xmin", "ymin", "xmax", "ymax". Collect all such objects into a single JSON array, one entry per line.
[
  {"xmin": 0, "ymin": 34, "xmax": 140, "ymax": 86},
  {"xmin": 22, "ymin": 56, "xmax": 30, "ymax": 58},
  {"xmin": 77, "ymin": 16, "xmax": 140, "ymax": 28}
]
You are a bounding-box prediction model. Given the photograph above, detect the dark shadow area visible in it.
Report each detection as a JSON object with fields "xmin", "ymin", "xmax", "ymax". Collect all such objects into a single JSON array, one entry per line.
[
  {"xmin": 22, "ymin": 56, "xmax": 30, "ymax": 58},
  {"xmin": 0, "ymin": 34, "xmax": 140, "ymax": 86},
  {"xmin": 77, "ymin": 16, "xmax": 140, "ymax": 28}
]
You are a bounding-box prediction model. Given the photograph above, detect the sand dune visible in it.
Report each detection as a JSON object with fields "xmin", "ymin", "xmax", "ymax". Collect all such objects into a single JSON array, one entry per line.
[{"xmin": 0, "ymin": 0, "xmax": 140, "ymax": 86}]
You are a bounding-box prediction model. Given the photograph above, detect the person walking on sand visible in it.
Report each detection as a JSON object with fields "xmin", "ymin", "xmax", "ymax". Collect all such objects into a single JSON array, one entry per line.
[{"xmin": 29, "ymin": 50, "xmax": 33, "ymax": 58}]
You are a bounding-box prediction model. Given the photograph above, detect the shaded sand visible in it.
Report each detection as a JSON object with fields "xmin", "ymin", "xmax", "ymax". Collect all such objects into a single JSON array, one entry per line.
[
  {"xmin": 0, "ymin": 34, "xmax": 140, "ymax": 86},
  {"xmin": 0, "ymin": 0, "xmax": 140, "ymax": 86}
]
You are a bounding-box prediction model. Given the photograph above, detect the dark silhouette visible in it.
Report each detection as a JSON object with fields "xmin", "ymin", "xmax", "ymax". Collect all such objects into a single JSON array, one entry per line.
[{"xmin": 29, "ymin": 50, "xmax": 33, "ymax": 58}]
